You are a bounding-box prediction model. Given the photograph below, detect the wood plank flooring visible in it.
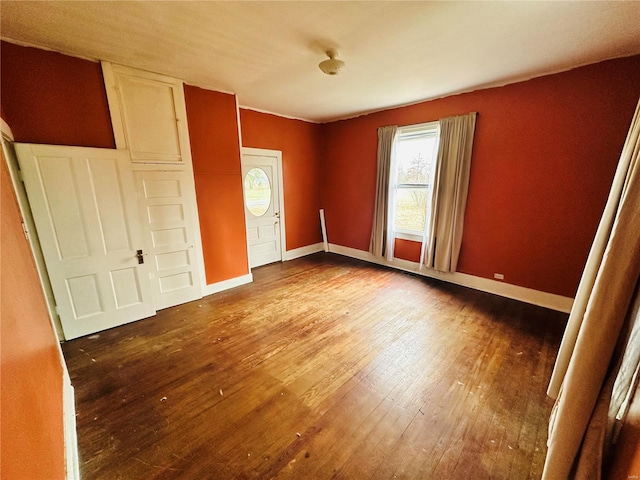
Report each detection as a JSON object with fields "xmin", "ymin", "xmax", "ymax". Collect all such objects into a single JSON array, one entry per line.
[{"xmin": 62, "ymin": 253, "xmax": 567, "ymax": 479}]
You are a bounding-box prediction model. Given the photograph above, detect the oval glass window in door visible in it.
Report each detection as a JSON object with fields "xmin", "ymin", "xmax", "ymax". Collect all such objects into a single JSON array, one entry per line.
[{"xmin": 244, "ymin": 168, "xmax": 271, "ymax": 217}]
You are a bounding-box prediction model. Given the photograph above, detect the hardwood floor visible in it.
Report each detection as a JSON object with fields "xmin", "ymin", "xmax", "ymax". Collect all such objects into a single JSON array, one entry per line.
[{"xmin": 62, "ymin": 253, "xmax": 567, "ymax": 479}]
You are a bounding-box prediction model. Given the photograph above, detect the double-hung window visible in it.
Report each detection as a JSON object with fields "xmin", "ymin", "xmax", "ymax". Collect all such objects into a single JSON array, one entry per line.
[{"xmin": 392, "ymin": 121, "xmax": 440, "ymax": 241}]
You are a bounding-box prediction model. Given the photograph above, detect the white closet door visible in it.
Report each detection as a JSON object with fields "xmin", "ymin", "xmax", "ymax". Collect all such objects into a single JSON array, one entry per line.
[
  {"xmin": 16, "ymin": 144, "xmax": 156, "ymax": 340},
  {"xmin": 103, "ymin": 62, "xmax": 206, "ymax": 309},
  {"xmin": 135, "ymin": 170, "xmax": 202, "ymax": 310}
]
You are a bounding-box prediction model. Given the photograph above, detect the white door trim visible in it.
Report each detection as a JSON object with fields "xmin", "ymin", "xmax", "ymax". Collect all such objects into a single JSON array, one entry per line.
[
  {"xmin": 1, "ymin": 134, "xmax": 65, "ymax": 340},
  {"xmin": 241, "ymin": 147, "xmax": 286, "ymax": 267}
]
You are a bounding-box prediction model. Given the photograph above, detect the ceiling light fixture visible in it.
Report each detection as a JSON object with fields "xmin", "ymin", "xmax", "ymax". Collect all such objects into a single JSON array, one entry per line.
[{"xmin": 319, "ymin": 50, "xmax": 345, "ymax": 76}]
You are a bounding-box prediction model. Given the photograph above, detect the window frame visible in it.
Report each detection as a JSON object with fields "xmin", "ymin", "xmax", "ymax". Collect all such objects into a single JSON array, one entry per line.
[{"xmin": 391, "ymin": 121, "xmax": 440, "ymax": 242}]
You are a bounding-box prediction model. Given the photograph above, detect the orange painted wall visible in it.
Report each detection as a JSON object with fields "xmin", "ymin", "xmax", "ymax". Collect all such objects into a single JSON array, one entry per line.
[
  {"xmin": 0, "ymin": 41, "xmax": 114, "ymax": 148},
  {"xmin": 1, "ymin": 156, "xmax": 66, "ymax": 479},
  {"xmin": 184, "ymin": 85, "xmax": 249, "ymax": 284},
  {"xmin": 322, "ymin": 55, "xmax": 640, "ymax": 298},
  {"xmin": 0, "ymin": 41, "xmax": 249, "ymax": 286},
  {"xmin": 239, "ymin": 109, "xmax": 323, "ymax": 250},
  {"xmin": 2, "ymin": 38, "xmax": 639, "ymax": 299},
  {"xmin": 393, "ymin": 238, "xmax": 423, "ymax": 263}
]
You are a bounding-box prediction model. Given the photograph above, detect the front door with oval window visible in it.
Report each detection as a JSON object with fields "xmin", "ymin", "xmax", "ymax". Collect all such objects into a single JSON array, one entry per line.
[{"xmin": 242, "ymin": 152, "xmax": 282, "ymax": 268}]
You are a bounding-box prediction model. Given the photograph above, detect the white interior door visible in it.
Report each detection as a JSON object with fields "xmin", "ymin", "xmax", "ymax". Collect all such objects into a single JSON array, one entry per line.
[
  {"xmin": 135, "ymin": 170, "xmax": 203, "ymax": 310},
  {"xmin": 242, "ymin": 152, "xmax": 283, "ymax": 268},
  {"xmin": 15, "ymin": 144, "xmax": 155, "ymax": 340}
]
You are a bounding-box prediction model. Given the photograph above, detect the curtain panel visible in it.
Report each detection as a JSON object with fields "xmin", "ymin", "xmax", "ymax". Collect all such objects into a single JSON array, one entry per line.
[
  {"xmin": 548, "ymin": 99, "xmax": 640, "ymax": 400},
  {"xmin": 370, "ymin": 125, "xmax": 398, "ymax": 260},
  {"xmin": 542, "ymin": 98, "xmax": 640, "ymax": 479},
  {"xmin": 424, "ymin": 112, "xmax": 477, "ymax": 272}
]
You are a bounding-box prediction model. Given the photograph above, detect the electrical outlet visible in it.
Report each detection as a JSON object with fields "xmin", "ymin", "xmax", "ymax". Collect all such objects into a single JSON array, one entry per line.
[{"xmin": 494, "ymin": 273, "xmax": 504, "ymax": 280}]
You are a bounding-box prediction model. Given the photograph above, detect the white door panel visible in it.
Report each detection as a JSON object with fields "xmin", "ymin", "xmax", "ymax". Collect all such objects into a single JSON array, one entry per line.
[
  {"xmin": 242, "ymin": 153, "xmax": 283, "ymax": 268},
  {"xmin": 16, "ymin": 144, "xmax": 156, "ymax": 339},
  {"xmin": 135, "ymin": 170, "xmax": 202, "ymax": 310},
  {"xmin": 118, "ymin": 75, "xmax": 182, "ymax": 162}
]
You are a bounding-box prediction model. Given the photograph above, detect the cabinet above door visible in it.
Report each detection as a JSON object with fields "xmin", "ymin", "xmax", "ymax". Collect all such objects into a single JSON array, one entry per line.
[{"xmin": 102, "ymin": 62, "xmax": 192, "ymax": 165}]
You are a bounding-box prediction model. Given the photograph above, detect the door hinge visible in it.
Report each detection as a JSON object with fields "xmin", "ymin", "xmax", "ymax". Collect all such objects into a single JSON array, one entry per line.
[
  {"xmin": 21, "ymin": 222, "xmax": 29, "ymax": 240},
  {"xmin": 17, "ymin": 169, "xmax": 25, "ymax": 182},
  {"xmin": 54, "ymin": 305, "xmax": 61, "ymax": 315}
]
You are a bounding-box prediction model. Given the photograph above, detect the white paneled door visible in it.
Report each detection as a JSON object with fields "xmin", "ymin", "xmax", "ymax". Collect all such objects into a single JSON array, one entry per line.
[
  {"xmin": 103, "ymin": 62, "xmax": 206, "ymax": 309},
  {"xmin": 16, "ymin": 144, "xmax": 155, "ymax": 339},
  {"xmin": 242, "ymin": 151, "xmax": 283, "ymax": 268},
  {"xmin": 135, "ymin": 170, "xmax": 203, "ymax": 310}
]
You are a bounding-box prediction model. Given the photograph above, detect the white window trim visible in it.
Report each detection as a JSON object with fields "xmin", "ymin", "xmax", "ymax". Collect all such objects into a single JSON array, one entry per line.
[
  {"xmin": 395, "ymin": 231, "xmax": 425, "ymax": 242},
  {"xmin": 391, "ymin": 121, "xmax": 440, "ymax": 243}
]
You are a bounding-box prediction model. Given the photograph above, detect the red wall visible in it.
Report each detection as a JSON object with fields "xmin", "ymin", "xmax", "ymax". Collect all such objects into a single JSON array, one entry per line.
[
  {"xmin": 322, "ymin": 55, "xmax": 640, "ymax": 298},
  {"xmin": 3, "ymin": 39, "xmax": 639, "ymax": 299},
  {"xmin": 0, "ymin": 41, "xmax": 250, "ymax": 286},
  {"xmin": 239, "ymin": 109, "xmax": 323, "ymax": 250},
  {"xmin": 184, "ymin": 85, "xmax": 249, "ymax": 284},
  {"xmin": 1, "ymin": 155, "xmax": 66, "ymax": 479},
  {"xmin": 0, "ymin": 41, "xmax": 114, "ymax": 148}
]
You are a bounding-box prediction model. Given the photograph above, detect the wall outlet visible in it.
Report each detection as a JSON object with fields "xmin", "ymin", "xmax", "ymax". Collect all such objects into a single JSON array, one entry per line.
[{"xmin": 494, "ymin": 273, "xmax": 505, "ymax": 280}]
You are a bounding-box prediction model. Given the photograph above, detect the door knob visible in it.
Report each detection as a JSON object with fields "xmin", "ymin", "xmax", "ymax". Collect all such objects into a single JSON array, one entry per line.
[{"xmin": 136, "ymin": 249, "xmax": 144, "ymax": 264}]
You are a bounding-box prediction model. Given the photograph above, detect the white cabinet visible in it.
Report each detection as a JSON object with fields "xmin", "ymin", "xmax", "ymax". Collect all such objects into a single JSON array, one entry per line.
[{"xmin": 103, "ymin": 63, "xmax": 191, "ymax": 164}]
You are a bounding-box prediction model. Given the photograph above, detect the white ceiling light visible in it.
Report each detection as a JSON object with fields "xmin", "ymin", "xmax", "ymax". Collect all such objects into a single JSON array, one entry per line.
[{"xmin": 319, "ymin": 50, "xmax": 345, "ymax": 76}]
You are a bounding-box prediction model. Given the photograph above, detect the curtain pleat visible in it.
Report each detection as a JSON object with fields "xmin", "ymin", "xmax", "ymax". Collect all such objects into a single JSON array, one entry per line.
[
  {"xmin": 370, "ymin": 126, "xmax": 397, "ymax": 260},
  {"xmin": 424, "ymin": 112, "xmax": 476, "ymax": 272},
  {"xmin": 542, "ymin": 98, "xmax": 640, "ymax": 479}
]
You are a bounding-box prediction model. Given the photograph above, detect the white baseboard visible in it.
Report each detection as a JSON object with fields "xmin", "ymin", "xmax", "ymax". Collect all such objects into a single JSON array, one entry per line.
[
  {"xmin": 328, "ymin": 243, "xmax": 574, "ymax": 313},
  {"xmin": 283, "ymin": 242, "xmax": 324, "ymax": 261},
  {"xmin": 204, "ymin": 272, "xmax": 253, "ymax": 296},
  {"xmin": 63, "ymin": 371, "xmax": 80, "ymax": 480}
]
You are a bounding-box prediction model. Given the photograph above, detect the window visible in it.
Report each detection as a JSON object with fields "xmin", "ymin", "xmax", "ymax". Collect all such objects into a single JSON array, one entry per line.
[
  {"xmin": 392, "ymin": 122, "xmax": 439, "ymax": 240},
  {"xmin": 244, "ymin": 167, "xmax": 271, "ymax": 217}
]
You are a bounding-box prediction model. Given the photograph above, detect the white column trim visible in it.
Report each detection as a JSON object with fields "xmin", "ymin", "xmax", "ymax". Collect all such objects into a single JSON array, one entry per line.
[
  {"xmin": 63, "ymin": 370, "xmax": 80, "ymax": 480},
  {"xmin": 100, "ymin": 61, "xmax": 127, "ymax": 149}
]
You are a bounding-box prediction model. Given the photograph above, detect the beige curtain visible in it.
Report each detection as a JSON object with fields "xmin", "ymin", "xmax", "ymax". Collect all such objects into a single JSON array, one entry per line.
[
  {"xmin": 543, "ymin": 98, "xmax": 640, "ymax": 479},
  {"xmin": 424, "ymin": 112, "xmax": 476, "ymax": 272},
  {"xmin": 548, "ymin": 100, "xmax": 640, "ymax": 399},
  {"xmin": 370, "ymin": 126, "xmax": 398, "ymax": 260}
]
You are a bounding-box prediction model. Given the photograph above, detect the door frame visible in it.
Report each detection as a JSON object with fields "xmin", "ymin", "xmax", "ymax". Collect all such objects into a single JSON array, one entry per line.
[
  {"xmin": 1, "ymin": 121, "xmax": 66, "ymax": 340},
  {"xmin": 241, "ymin": 147, "xmax": 286, "ymax": 268}
]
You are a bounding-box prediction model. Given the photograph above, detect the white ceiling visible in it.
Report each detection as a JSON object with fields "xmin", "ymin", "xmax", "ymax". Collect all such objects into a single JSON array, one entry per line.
[{"xmin": 2, "ymin": 1, "xmax": 640, "ymax": 123}]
